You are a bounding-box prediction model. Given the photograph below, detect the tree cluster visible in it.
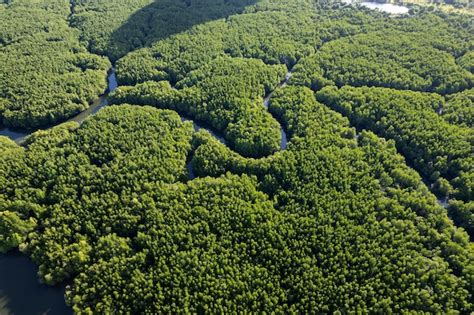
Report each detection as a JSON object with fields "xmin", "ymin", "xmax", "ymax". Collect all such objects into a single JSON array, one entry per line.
[
  {"xmin": 111, "ymin": 56, "xmax": 285, "ymax": 158},
  {"xmin": 0, "ymin": 0, "xmax": 110, "ymax": 129},
  {"xmin": 1, "ymin": 0, "xmax": 473, "ymax": 313},
  {"xmin": 317, "ymin": 85, "xmax": 474, "ymax": 236},
  {"xmin": 292, "ymin": 29, "xmax": 473, "ymax": 94},
  {"xmin": 2, "ymin": 88, "xmax": 473, "ymax": 312}
]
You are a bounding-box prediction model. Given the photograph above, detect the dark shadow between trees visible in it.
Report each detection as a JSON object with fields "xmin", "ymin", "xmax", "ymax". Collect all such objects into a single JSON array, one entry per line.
[
  {"xmin": 1, "ymin": 2, "xmax": 260, "ymax": 313},
  {"xmin": 108, "ymin": 0, "xmax": 258, "ymax": 61}
]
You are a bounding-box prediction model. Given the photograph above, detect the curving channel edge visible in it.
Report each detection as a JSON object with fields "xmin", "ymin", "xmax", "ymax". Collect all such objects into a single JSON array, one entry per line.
[
  {"xmin": 0, "ymin": 67, "xmax": 292, "ymax": 154},
  {"xmin": 0, "ymin": 69, "xmax": 118, "ymax": 144}
]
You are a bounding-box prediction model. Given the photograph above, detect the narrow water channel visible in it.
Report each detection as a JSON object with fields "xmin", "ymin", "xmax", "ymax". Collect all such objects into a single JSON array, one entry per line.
[
  {"xmin": 67, "ymin": 69, "xmax": 118, "ymax": 124},
  {"xmin": 0, "ymin": 70, "xmax": 118, "ymax": 144},
  {"xmin": 263, "ymin": 70, "xmax": 292, "ymax": 150},
  {"xmin": 1, "ymin": 67, "xmax": 289, "ymax": 151},
  {"xmin": 0, "ymin": 63, "xmax": 295, "ymax": 311},
  {"xmin": 0, "ymin": 70, "xmax": 118, "ymax": 315},
  {"xmin": 185, "ymin": 68, "xmax": 293, "ymax": 179}
]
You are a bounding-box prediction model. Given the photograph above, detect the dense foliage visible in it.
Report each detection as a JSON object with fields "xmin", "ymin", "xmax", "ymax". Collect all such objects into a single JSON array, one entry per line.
[
  {"xmin": 317, "ymin": 85, "xmax": 474, "ymax": 236},
  {"xmin": 111, "ymin": 56, "xmax": 285, "ymax": 157},
  {"xmin": 292, "ymin": 28, "xmax": 473, "ymax": 94},
  {"xmin": 113, "ymin": 0, "xmax": 390, "ymax": 86},
  {"xmin": 70, "ymin": 0, "xmax": 259, "ymax": 62},
  {"xmin": 1, "ymin": 0, "xmax": 473, "ymax": 313},
  {"xmin": 0, "ymin": 0, "xmax": 110, "ymax": 128},
  {"xmin": 108, "ymin": 0, "xmax": 389, "ymax": 158},
  {"xmin": 2, "ymin": 85, "xmax": 474, "ymax": 312},
  {"xmin": 443, "ymin": 88, "xmax": 474, "ymax": 128}
]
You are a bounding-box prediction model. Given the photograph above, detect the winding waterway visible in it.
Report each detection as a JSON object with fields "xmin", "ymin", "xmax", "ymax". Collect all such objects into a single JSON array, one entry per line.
[
  {"xmin": 0, "ymin": 63, "xmax": 295, "ymax": 313},
  {"xmin": 0, "ymin": 70, "xmax": 119, "ymax": 315},
  {"xmin": 0, "ymin": 67, "xmax": 290, "ymax": 151},
  {"xmin": 0, "ymin": 3, "xmax": 418, "ymax": 310},
  {"xmin": 0, "ymin": 70, "xmax": 118, "ymax": 144},
  {"xmin": 264, "ymin": 71, "xmax": 292, "ymax": 150},
  {"xmin": 67, "ymin": 69, "xmax": 119, "ymax": 125}
]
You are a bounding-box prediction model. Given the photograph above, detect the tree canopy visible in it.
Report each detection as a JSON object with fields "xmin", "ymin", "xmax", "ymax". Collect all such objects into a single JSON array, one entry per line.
[
  {"xmin": 1, "ymin": 0, "xmax": 473, "ymax": 313},
  {"xmin": 0, "ymin": 0, "xmax": 110, "ymax": 129}
]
